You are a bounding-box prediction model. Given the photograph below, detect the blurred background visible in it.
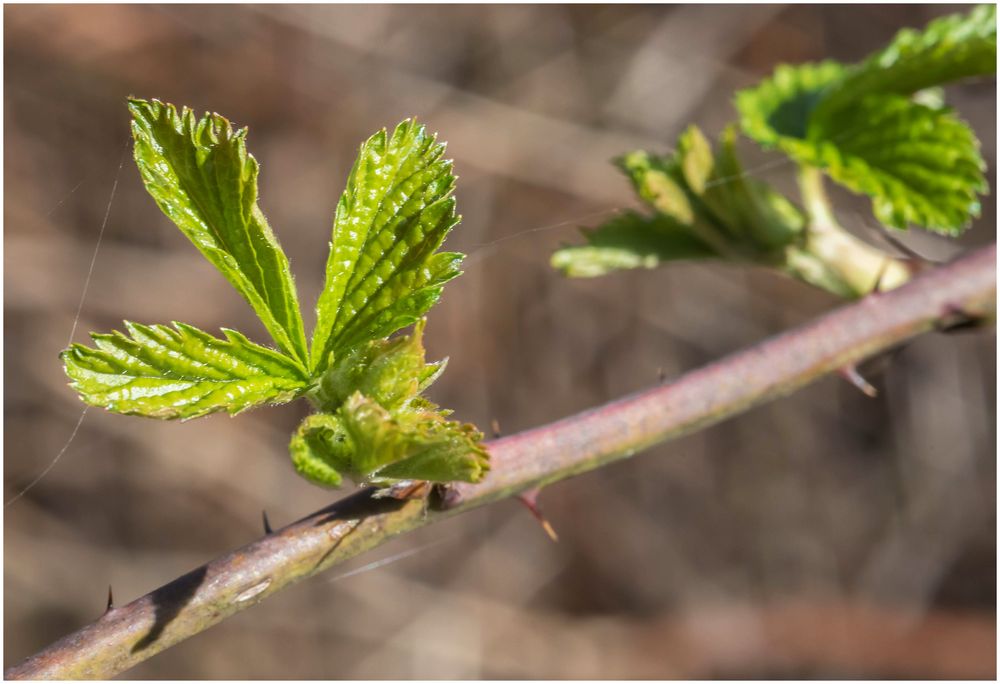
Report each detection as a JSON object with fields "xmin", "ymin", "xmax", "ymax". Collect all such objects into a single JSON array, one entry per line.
[{"xmin": 4, "ymin": 4, "xmax": 996, "ymax": 678}]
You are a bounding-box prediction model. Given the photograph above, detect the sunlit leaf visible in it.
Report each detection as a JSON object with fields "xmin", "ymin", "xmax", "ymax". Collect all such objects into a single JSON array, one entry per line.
[
  {"xmin": 62, "ymin": 322, "xmax": 309, "ymax": 420},
  {"xmin": 310, "ymin": 119, "xmax": 464, "ymax": 375},
  {"xmin": 129, "ymin": 98, "xmax": 308, "ymax": 365},
  {"xmin": 735, "ymin": 5, "xmax": 994, "ymax": 233},
  {"xmin": 290, "ymin": 392, "xmax": 488, "ymax": 487}
]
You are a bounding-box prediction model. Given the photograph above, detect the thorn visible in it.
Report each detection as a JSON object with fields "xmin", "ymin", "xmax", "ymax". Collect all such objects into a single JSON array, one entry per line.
[
  {"xmin": 517, "ymin": 487, "xmax": 559, "ymax": 542},
  {"xmin": 262, "ymin": 509, "xmax": 273, "ymax": 535},
  {"xmin": 838, "ymin": 364, "xmax": 878, "ymax": 398},
  {"xmin": 936, "ymin": 303, "xmax": 986, "ymax": 334},
  {"xmin": 105, "ymin": 584, "xmax": 114, "ymax": 613},
  {"xmin": 490, "ymin": 418, "xmax": 501, "ymax": 439},
  {"xmin": 657, "ymin": 366, "xmax": 666, "ymax": 383}
]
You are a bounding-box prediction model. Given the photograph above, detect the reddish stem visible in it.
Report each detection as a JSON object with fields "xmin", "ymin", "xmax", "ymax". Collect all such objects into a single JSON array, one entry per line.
[{"xmin": 7, "ymin": 245, "xmax": 995, "ymax": 680}]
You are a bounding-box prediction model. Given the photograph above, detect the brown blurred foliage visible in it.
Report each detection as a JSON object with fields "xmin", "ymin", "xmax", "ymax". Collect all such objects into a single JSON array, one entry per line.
[{"xmin": 4, "ymin": 4, "xmax": 996, "ymax": 678}]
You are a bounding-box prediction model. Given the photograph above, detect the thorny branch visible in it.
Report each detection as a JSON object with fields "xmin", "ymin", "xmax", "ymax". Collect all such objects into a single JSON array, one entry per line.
[{"xmin": 7, "ymin": 244, "xmax": 996, "ymax": 680}]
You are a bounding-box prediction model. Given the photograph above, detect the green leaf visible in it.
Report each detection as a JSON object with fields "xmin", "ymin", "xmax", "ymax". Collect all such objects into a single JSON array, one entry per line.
[
  {"xmin": 735, "ymin": 61, "xmax": 846, "ymax": 150},
  {"xmin": 699, "ymin": 127, "xmax": 806, "ymax": 250},
  {"xmin": 617, "ymin": 150, "xmax": 696, "ymax": 225},
  {"xmin": 290, "ymin": 393, "xmax": 488, "ymax": 487},
  {"xmin": 808, "ymin": 96, "xmax": 987, "ymax": 233},
  {"xmin": 813, "ymin": 5, "xmax": 997, "ymax": 122},
  {"xmin": 129, "ymin": 98, "xmax": 308, "ymax": 366},
  {"xmin": 735, "ymin": 6, "xmax": 995, "ymax": 234},
  {"xmin": 310, "ymin": 119, "xmax": 464, "ymax": 375},
  {"xmin": 677, "ymin": 125, "xmax": 714, "ymax": 194},
  {"xmin": 551, "ymin": 210, "xmax": 716, "ymax": 278},
  {"xmin": 62, "ymin": 322, "xmax": 309, "ymax": 420},
  {"xmin": 312, "ymin": 318, "xmax": 444, "ymax": 413},
  {"xmin": 289, "ymin": 413, "xmax": 348, "ymax": 488}
]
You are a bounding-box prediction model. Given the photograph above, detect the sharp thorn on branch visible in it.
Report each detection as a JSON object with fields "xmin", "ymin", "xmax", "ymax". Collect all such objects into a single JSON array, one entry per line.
[
  {"xmin": 262, "ymin": 510, "xmax": 273, "ymax": 535},
  {"xmin": 490, "ymin": 418, "xmax": 501, "ymax": 439},
  {"xmin": 838, "ymin": 364, "xmax": 878, "ymax": 398},
  {"xmin": 936, "ymin": 303, "xmax": 987, "ymax": 334},
  {"xmin": 517, "ymin": 487, "xmax": 559, "ymax": 543},
  {"xmin": 105, "ymin": 585, "xmax": 114, "ymax": 614},
  {"xmin": 657, "ymin": 366, "xmax": 666, "ymax": 383}
]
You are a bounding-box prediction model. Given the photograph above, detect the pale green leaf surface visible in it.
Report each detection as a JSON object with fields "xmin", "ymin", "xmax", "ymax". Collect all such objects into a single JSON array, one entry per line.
[
  {"xmin": 808, "ymin": 96, "xmax": 986, "ymax": 232},
  {"xmin": 551, "ymin": 211, "xmax": 716, "ymax": 278},
  {"xmin": 699, "ymin": 128, "xmax": 806, "ymax": 249},
  {"xmin": 129, "ymin": 98, "xmax": 308, "ymax": 365},
  {"xmin": 617, "ymin": 150, "xmax": 695, "ymax": 224},
  {"xmin": 289, "ymin": 413, "xmax": 348, "ymax": 488},
  {"xmin": 290, "ymin": 393, "xmax": 488, "ymax": 487},
  {"xmin": 62, "ymin": 322, "xmax": 309, "ymax": 420},
  {"xmin": 313, "ymin": 319, "xmax": 443, "ymax": 413},
  {"xmin": 677, "ymin": 125, "xmax": 714, "ymax": 194},
  {"xmin": 310, "ymin": 119, "xmax": 463, "ymax": 374}
]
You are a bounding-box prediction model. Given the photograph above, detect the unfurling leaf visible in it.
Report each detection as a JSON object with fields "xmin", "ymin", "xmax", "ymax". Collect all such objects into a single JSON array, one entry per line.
[
  {"xmin": 552, "ymin": 125, "xmax": 804, "ymax": 278},
  {"xmin": 310, "ymin": 119, "xmax": 464, "ymax": 376},
  {"xmin": 293, "ymin": 319, "xmax": 486, "ymax": 487},
  {"xmin": 129, "ymin": 98, "xmax": 308, "ymax": 365},
  {"xmin": 312, "ymin": 319, "xmax": 445, "ymax": 414},
  {"xmin": 62, "ymin": 322, "xmax": 309, "ymax": 420},
  {"xmin": 291, "ymin": 393, "xmax": 488, "ymax": 488}
]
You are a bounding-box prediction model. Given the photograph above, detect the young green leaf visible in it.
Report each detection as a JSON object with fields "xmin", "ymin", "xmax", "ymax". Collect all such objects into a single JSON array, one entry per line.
[
  {"xmin": 292, "ymin": 319, "xmax": 485, "ymax": 487},
  {"xmin": 62, "ymin": 322, "xmax": 309, "ymax": 420},
  {"xmin": 551, "ymin": 210, "xmax": 717, "ymax": 278},
  {"xmin": 311, "ymin": 319, "xmax": 444, "ymax": 414},
  {"xmin": 735, "ymin": 5, "xmax": 995, "ymax": 234},
  {"xmin": 807, "ymin": 96, "xmax": 986, "ymax": 232},
  {"xmin": 290, "ymin": 392, "xmax": 488, "ymax": 488},
  {"xmin": 813, "ymin": 4, "xmax": 997, "ymax": 123},
  {"xmin": 129, "ymin": 98, "xmax": 308, "ymax": 366},
  {"xmin": 289, "ymin": 413, "xmax": 349, "ymax": 488},
  {"xmin": 699, "ymin": 127, "xmax": 806, "ymax": 250},
  {"xmin": 309, "ymin": 119, "xmax": 463, "ymax": 375}
]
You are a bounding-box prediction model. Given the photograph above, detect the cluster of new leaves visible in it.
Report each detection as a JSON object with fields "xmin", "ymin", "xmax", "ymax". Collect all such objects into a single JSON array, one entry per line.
[
  {"xmin": 62, "ymin": 99, "xmax": 487, "ymax": 488},
  {"xmin": 291, "ymin": 321, "xmax": 486, "ymax": 487},
  {"xmin": 737, "ymin": 4, "xmax": 995, "ymax": 234},
  {"xmin": 552, "ymin": 126, "xmax": 805, "ymax": 279},
  {"xmin": 553, "ymin": 5, "xmax": 995, "ymax": 291}
]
